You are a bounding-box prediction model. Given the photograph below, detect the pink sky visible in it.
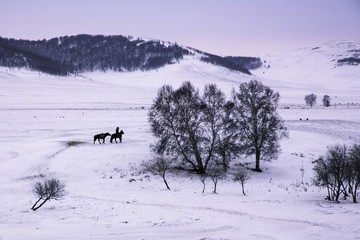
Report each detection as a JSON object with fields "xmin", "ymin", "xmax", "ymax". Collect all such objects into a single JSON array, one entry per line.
[{"xmin": 1, "ymin": 0, "xmax": 359, "ymax": 56}]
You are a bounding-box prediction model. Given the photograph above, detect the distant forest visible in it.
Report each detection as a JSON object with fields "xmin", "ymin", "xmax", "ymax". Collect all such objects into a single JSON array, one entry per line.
[{"xmin": 0, "ymin": 34, "xmax": 261, "ymax": 76}]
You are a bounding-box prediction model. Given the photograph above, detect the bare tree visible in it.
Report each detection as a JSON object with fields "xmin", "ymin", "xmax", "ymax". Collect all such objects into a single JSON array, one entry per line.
[
  {"xmin": 145, "ymin": 155, "xmax": 172, "ymax": 190},
  {"xmin": 348, "ymin": 144, "xmax": 360, "ymax": 203},
  {"xmin": 213, "ymin": 101, "xmax": 243, "ymax": 172},
  {"xmin": 232, "ymin": 80, "xmax": 288, "ymax": 172},
  {"xmin": 313, "ymin": 145, "xmax": 348, "ymax": 202},
  {"xmin": 207, "ymin": 165, "xmax": 225, "ymax": 194},
  {"xmin": 233, "ymin": 168, "xmax": 251, "ymax": 195},
  {"xmin": 305, "ymin": 93, "xmax": 317, "ymax": 107},
  {"xmin": 32, "ymin": 178, "xmax": 66, "ymax": 211},
  {"xmin": 148, "ymin": 82, "xmax": 232, "ymax": 174},
  {"xmin": 200, "ymin": 174, "xmax": 208, "ymax": 193},
  {"xmin": 201, "ymin": 84, "xmax": 229, "ymax": 172}
]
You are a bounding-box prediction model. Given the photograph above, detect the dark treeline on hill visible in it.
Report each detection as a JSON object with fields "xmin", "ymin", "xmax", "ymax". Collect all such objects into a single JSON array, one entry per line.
[
  {"xmin": 0, "ymin": 34, "xmax": 261, "ymax": 76},
  {"xmin": 224, "ymin": 56, "xmax": 262, "ymax": 70},
  {"xmin": 200, "ymin": 53, "xmax": 252, "ymax": 74},
  {"xmin": 190, "ymin": 47, "xmax": 261, "ymax": 75},
  {"xmin": 338, "ymin": 57, "xmax": 360, "ymax": 66}
]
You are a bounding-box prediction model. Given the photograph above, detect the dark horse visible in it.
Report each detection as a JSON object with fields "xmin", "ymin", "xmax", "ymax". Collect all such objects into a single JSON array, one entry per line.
[
  {"xmin": 93, "ymin": 132, "xmax": 110, "ymax": 144},
  {"xmin": 110, "ymin": 130, "xmax": 124, "ymax": 143}
]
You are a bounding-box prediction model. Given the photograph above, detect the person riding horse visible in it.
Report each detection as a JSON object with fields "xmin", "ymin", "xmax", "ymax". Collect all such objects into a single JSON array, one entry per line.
[{"xmin": 111, "ymin": 127, "xmax": 124, "ymax": 143}]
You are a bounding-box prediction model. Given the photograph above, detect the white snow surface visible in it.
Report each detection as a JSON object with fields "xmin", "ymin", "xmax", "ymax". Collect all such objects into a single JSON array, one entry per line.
[{"xmin": 1, "ymin": 42, "xmax": 360, "ymax": 240}]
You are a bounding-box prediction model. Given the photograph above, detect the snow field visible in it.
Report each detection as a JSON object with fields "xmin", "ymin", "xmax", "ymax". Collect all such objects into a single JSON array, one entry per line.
[
  {"xmin": 1, "ymin": 106, "xmax": 360, "ymax": 240},
  {"xmin": 1, "ymin": 43, "xmax": 360, "ymax": 239}
]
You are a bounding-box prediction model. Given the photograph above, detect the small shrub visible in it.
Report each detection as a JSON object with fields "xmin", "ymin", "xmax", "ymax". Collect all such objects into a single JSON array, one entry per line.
[
  {"xmin": 233, "ymin": 168, "xmax": 251, "ymax": 195},
  {"xmin": 207, "ymin": 165, "xmax": 225, "ymax": 194},
  {"xmin": 145, "ymin": 155, "xmax": 172, "ymax": 190},
  {"xmin": 32, "ymin": 178, "xmax": 66, "ymax": 211}
]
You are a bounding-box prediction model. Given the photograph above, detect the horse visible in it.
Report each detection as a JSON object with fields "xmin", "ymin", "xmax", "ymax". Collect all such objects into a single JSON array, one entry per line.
[
  {"xmin": 110, "ymin": 130, "xmax": 124, "ymax": 143},
  {"xmin": 93, "ymin": 132, "xmax": 110, "ymax": 144}
]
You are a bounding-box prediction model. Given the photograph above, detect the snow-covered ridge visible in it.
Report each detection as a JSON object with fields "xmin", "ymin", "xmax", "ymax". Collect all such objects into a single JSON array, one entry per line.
[
  {"xmin": 265, "ymin": 41, "xmax": 359, "ymax": 64},
  {"xmin": 252, "ymin": 41, "xmax": 360, "ymax": 104}
]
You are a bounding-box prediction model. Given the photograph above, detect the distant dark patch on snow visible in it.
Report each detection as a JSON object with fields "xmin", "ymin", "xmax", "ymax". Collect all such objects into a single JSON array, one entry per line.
[
  {"xmin": 311, "ymin": 47, "xmax": 320, "ymax": 50},
  {"xmin": 65, "ymin": 141, "xmax": 87, "ymax": 147},
  {"xmin": 19, "ymin": 174, "xmax": 46, "ymax": 181},
  {"xmin": 337, "ymin": 57, "xmax": 360, "ymax": 66}
]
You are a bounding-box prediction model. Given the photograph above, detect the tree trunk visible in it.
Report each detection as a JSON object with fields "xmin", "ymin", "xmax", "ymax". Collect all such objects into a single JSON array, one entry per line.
[
  {"xmin": 334, "ymin": 183, "xmax": 341, "ymax": 202},
  {"xmin": 352, "ymin": 183, "xmax": 358, "ymax": 203},
  {"xmin": 204, "ymin": 130, "xmax": 217, "ymax": 171},
  {"xmin": 31, "ymin": 198, "xmax": 43, "ymax": 210},
  {"xmin": 255, "ymin": 150, "xmax": 262, "ymax": 172},
  {"xmin": 326, "ymin": 187, "xmax": 331, "ymax": 200},
  {"xmin": 213, "ymin": 179, "xmax": 218, "ymax": 194},
  {"xmin": 193, "ymin": 144, "xmax": 204, "ymax": 173},
  {"xmin": 197, "ymin": 164, "xmax": 205, "ymax": 174},
  {"xmin": 221, "ymin": 152, "xmax": 228, "ymax": 172},
  {"xmin": 162, "ymin": 177, "xmax": 170, "ymax": 190},
  {"xmin": 32, "ymin": 197, "xmax": 50, "ymax": 211},
  {"xmin": 241, "ymin": 181, "xmax": 246, "ymax": 195},
  {"xmin": 171, "ymin": 127, "xmax": 197, "ymax": 171}
]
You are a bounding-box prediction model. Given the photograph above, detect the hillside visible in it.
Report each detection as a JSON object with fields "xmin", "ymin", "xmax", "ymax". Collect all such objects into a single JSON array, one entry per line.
[
  {"xmin": 252, "ymin": 41, "xmax": 360, "ymax": 104},
  {"xmin": 1, "ymin": 41, "xmax": 360, "ymax": 239},
  {"xmin": 0, "ymin": 34, "xmax": 257, "ymax": 75},
  {"xmin": 1, "ymin": 37, "xmax": 358, "ymax": 105},
  {"xmin": 1, "ymin": 41, "xmax": 359, "ymax": 109}
]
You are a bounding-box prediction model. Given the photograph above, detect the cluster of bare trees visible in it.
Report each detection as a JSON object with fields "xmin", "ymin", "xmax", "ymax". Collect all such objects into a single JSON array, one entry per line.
[
  {"xmin": 148, "ymin": 80, "xmax": 287, "ymax": 174},
  {"xmin": 147, "ymin": 80, "xmax": 287, "ymax": 190},
  {"xmin": 313, "ymin": 144, "xmax": 360, "ymax": 203},
  {"xmin": 145, "ymin": 156, "xmax": 251, "ymax": 194}
]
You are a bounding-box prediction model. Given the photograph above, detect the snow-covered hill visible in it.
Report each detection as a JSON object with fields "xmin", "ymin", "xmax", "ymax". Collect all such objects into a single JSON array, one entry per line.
[
  {"xmin": 253, "ymin": 41, "xmax": 360, "ymax": 104},
  {"xmin": 0, "ymin": 58, "xmax": 252, "ymax": 110},
  {"xmin": 0, "ymin": 35, "xmax": 254, "ymax": 75},
  {"xmin": 0, "ymin": 42, "xmax": 360, "ymax": 240},
  {"xmin": 1, "ymin": 41, "xmax": 359, "ymax": 108}
]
